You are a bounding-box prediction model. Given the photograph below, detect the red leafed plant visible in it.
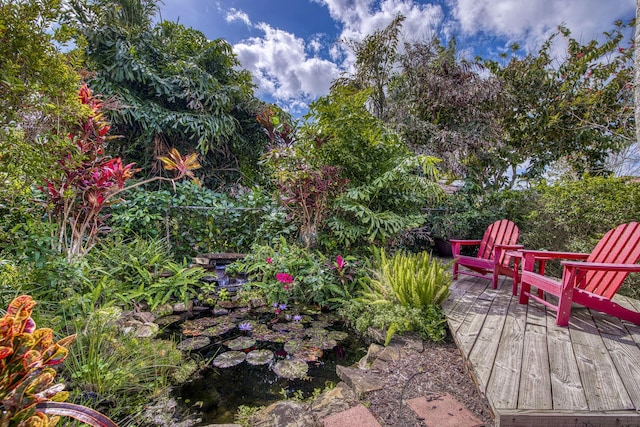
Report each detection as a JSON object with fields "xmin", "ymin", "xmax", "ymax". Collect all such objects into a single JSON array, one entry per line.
[
  {"xmin": 42, "ymin": 84, "xmax": 200, "ymax": 260},
  {"xmin": 0, "ymin": 295, "xmax": 118, "ymax": 427}
]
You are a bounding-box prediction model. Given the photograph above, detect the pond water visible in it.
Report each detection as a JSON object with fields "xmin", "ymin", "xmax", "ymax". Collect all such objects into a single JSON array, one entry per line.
[{"xmin": 166, "ymin": 306, "xmax": 366, "ymax": 424}]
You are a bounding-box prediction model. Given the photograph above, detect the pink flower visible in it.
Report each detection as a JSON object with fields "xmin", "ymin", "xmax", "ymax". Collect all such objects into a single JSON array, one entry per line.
[
  {"xmin": 276, "ymin": 273, "xmax": 294, "ymax": 284},
  {"xmin": 336, "ymin": 254, "xmax": 346, "ymax": 270},
  {"xmin": 266, "ymin": 257, "xmax": 273, "ymax": 264}
]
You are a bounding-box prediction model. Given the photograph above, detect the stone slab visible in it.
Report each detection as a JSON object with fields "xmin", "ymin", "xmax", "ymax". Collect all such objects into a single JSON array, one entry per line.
[
  {"xmin": 322, "ymin": 404, "xmax": 381, "ymax": 427},
  {"xmin": 406, "ymin": 393, "xmax": 484, "ymax": 427},
  {"xmin": 335, "ymin": 365, "xmax": 383, "ymax": 395}
]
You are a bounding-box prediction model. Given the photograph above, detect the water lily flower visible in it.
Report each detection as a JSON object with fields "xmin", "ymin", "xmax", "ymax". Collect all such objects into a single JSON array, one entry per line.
[
  {"xmin": 278, "ymin": 303, "xmax": 288, "ymax": 311},
  {"xmin": 238, "ymin": 322, "xmax": 252, "ymax": 332},
  {"xmin": 293, "ymin": 315, "xmax": 302, "ymax": 322}
]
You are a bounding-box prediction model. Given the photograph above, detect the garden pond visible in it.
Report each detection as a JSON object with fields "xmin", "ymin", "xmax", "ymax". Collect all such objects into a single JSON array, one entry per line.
[{"xmin": 158, "ymin": 301, "xmax": 366, "ymax": 424}]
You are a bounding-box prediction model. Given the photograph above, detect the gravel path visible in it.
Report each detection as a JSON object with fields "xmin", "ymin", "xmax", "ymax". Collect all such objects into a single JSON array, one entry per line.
[{"xmin": 365, "ymin": 336, "xmax": 494, "ymax": 426}]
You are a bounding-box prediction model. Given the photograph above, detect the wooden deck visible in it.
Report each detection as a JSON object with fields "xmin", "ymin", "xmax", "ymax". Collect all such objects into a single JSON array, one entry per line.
[{"xmin": 442, "ymin": 274, "xmax": 640, "ymax": 427}]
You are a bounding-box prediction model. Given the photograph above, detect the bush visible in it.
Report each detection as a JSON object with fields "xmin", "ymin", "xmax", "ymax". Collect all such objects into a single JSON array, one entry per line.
[
  {"xmin": 227, "ymin": 237, "xmax": 364, "ymax": 308},
  {"xmin": 61, "ymin": 306, "xmax": 184, "ymax": 425},
  {"xmin": 109, "ymin": 182, "xmax": 294, "ymax": 258},
  {"xmin": 339, "ymin": 248, "xmax": 451, "ymax": 344},
  {"xmin": 520, "ymin": 176, "xmax": 640, "ymax": 297}
]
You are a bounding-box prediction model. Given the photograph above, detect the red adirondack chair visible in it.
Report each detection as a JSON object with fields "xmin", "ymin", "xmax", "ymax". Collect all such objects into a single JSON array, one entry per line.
[
  {"xmin": 451, "ymin": 219, "xmax": 522, "ymax": 289},
  {"xmin": 519, "ymin": 222, "xmax": 640, "ymax": 326}
]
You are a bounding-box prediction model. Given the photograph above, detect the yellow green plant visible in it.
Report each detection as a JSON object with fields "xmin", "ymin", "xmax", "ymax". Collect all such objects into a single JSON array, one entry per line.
[{"xmin": 368, "ymin": 248, "xmax": 451, "ymax": 308}]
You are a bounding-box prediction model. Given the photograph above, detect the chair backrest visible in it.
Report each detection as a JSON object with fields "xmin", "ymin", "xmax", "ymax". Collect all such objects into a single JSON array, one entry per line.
[
  {"xmin": 477, "ymin": 219, "xmax": 519, "ymax": 264},
  {"xmin": 580, "ymin": 222, "xmax": 640, "ymax": 299}
]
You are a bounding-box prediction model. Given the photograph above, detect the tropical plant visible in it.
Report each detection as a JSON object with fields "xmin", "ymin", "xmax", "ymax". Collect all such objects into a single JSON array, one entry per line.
[
  {"xmin": 40, "ymin": 84, "xmax": 202, "ymax": 260},
  {"xmin": 301, "ymin": 87, "xmax": 444, "ymax": 248},
  {"xmin": 366, "ymin": 248, "xmax": 451, "ymax": 308},
  {"xmin": 227, "ymin": 237, "xmax": 364, "ymax": 308},
  {"xmin": 61, "ymin": 306, "xmax": 183, "ymax": 425},
  {"xmin": 0, "ymin": 295, "xmax": 118, "ymax": 427},
  {"xmin": 339, "ymin": 248, "xmax": 451, "ymax": 344},
  {"xmin": 67, "ymin": 1, "xmax": 268, "ymax": 186}
]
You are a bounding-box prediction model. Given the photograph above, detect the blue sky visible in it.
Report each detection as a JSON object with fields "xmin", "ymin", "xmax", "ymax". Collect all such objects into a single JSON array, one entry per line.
[{"xmin": 157, "ymin": 0, "xmax": 636, "ymax": 115}]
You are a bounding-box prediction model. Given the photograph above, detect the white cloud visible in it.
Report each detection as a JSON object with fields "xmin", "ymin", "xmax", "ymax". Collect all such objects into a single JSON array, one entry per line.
[
  {"xmin": 232, "ymin": 22, "xmax": 341, "ymax": 113},
  {"xmin": 450, "ymin": 0, "xmax": 635, "ymax": 53},
  {"xmin": 225, "ymin": 8, "xmax": 251, "ymax": 26}
]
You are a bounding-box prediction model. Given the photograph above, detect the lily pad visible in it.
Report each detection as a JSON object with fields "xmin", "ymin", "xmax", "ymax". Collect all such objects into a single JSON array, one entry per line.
[
  {"xmin": 177, "ymin": 336, "xmax": 211, "ymax": 351},
  {"xmin": 283, "ymin": 339, "xmax": 305, "ymax": 354},
  {"xmin": 272, "ymin": 322, "xmax": 304, "ymax": 332},
  {"xmin": 308, "ymin": 336, "xmax": 337, "ymax": 350},
  {"xmin": 246, "ymin": 349, "xmax": 274, "ymax": 366},
  {"xmin": 326, "ymin": 331, "xmax": 349, "ymax": 342},
  {"xmin": 294, "ymin": 346, "xmax": 323, "ymax": 362},
  {"xmin": 201, "ymin": 323, "xmax": 236, "ymax": 337},
  {"xmin": 310, "ymin": 320, "xmax": 330, "ymax": 329},
  {"xmin": 225, "ymin": 336, "xmax": 256, "ymax": 350},
  {"xmin": 272, "ymin": 359, "xmax": 309, "ymax": 379},
  {"xmin": 305, "ymin": 327, "xmax": 328, "ymax": 338},
  {"xmin": 212, "ymin": 351, "xmax": 246, "ymax": 368}
]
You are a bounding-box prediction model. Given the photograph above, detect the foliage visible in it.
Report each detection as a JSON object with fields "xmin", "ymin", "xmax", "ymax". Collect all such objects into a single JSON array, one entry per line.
[
  {"xmin": 234, "ymin": 405, "xmax": 265, "ymax": 427},
  {"xmin": 301, "ymin": 87, "xmax": 444, "ymax": 248},
  {"xmin": 67, "ymin": 1, "xmax": 268, "ymax": 186},
  {"xmin": 77, "ymin": 236, "xmax": 205, "ymax": 312},
  {"xmin": 227, "ymin": 237, "xmax": 364, "ymax": 308},
  {"xmin": 333, "ymin": 14, "xmax": 405, "ymax": 120},
  {"xmin": 339, "ymin": 299, "xmax": 447, "ymax": 345},
  {"xmin": 388, "ymin": 37, "xmax": 505, "ymax": 188},
  {"xmin": 108, "ymin": 182, "xmax": 293, "ymax": 257},
  {"xmin": 0, "ymin": 295, "xmax": 119, "ymax": 427},
  {"xmin": 485, "ymin": 19, "xmax": 634, "ymax": 180},
  {"xmin": 0, "ymin": 0, "xmax": 82, "ymax": 197},
  {"xmin": 366, "ymin": 248, "xmax": 451, "ymax": 308},
  {"xmin": 61, "ymin": 306, "xmax": 183, "ymax": 425},
  {"xmin": 425, "ymin": 185, "xmax": 529, "ymax": 240},
  {"xmin": 521, "ymin": 176, "xmax": 640, "ymax": 252},
  {"xmin": 518, "ymin": 176, "xmax": 640, "ymax": 297}
]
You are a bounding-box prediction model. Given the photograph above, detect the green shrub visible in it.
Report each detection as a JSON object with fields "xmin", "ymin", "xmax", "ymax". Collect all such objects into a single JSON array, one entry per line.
[
  {"xmin": 340, "ymin": 248, "xmax": 451, "ymax": 344},
  {"xmin": 519, "ymin": 176, "xmax": 640, "ymax": 297},
  {"xmin": 227, "ymin": 237, "xmax": 364, "ymax": 308},
  {"xmin": 62, "ymin": 307, "xmax": 184, "ymax": 425},
  {"xmin": 109, "ymin": 182, "xmax": 293, "ymax": 258}
]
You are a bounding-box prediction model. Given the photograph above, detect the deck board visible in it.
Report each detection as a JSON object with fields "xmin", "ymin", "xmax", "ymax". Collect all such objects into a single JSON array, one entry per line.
[{"xmin": 443, "ymin": 275, "xmax": 640, "ymax": 426}]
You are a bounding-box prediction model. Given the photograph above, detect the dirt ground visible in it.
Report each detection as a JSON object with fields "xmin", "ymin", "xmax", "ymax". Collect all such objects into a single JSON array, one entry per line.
[{"xmin": 365, "ymin": 336, "xmax": 494, "ymax": 426}]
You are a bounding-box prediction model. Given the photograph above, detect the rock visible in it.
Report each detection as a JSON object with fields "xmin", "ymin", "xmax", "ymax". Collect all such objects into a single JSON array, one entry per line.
[
  {"xmin": 358, "ymin": 344, "xmax": 384, "ymax": 369},
  {"xmin": 134, "ymin": 311, "xmax": 155, "ymax": 324},
  {"xmin": 212, "ymin": 307, "xmax": 229, "ymax": 316},
  {"xmin": 309, "ymin": 382, "xmax": 356, "ymax": 420},
  {"xmin": 249, "ymin": 297, "xmax": 267, "ymax": 309},
  {"xmin": 173, "ymin": 301, "xmax": 194, "ymax": 312},
  {"xmin": 367, "ymin": 327, "xmax": 387, "ymax": 344},
  {"xmin": 336, "ymin": 365, "xmax": 383, "ymax": 396},
  {"xmin": 247, "ymin": 400, "xmax": 317, "ymax": 427},
  {"xmin": 154, "ymin": 304, "xmax": 174, "ymax": 317}
]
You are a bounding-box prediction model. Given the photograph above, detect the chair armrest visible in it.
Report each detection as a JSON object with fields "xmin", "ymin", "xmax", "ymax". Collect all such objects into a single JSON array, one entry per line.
[
  {"xmin": 520, "ymin": 250, "xmax": 590, "ymax": 261},
  {"xmin": 521, "ymin": 250, "xmax": 590, "ymax": 273},
  {"xmin": 561, "ymin": 261, "xmax": 640, "ymax": 272},
  {"xmin": 495, "ymin": 244, "xmax": 524, "ymax": 251},
  {"xmin": 449, "ymin": 239, "xmax": 482, "ymax": 246}
]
